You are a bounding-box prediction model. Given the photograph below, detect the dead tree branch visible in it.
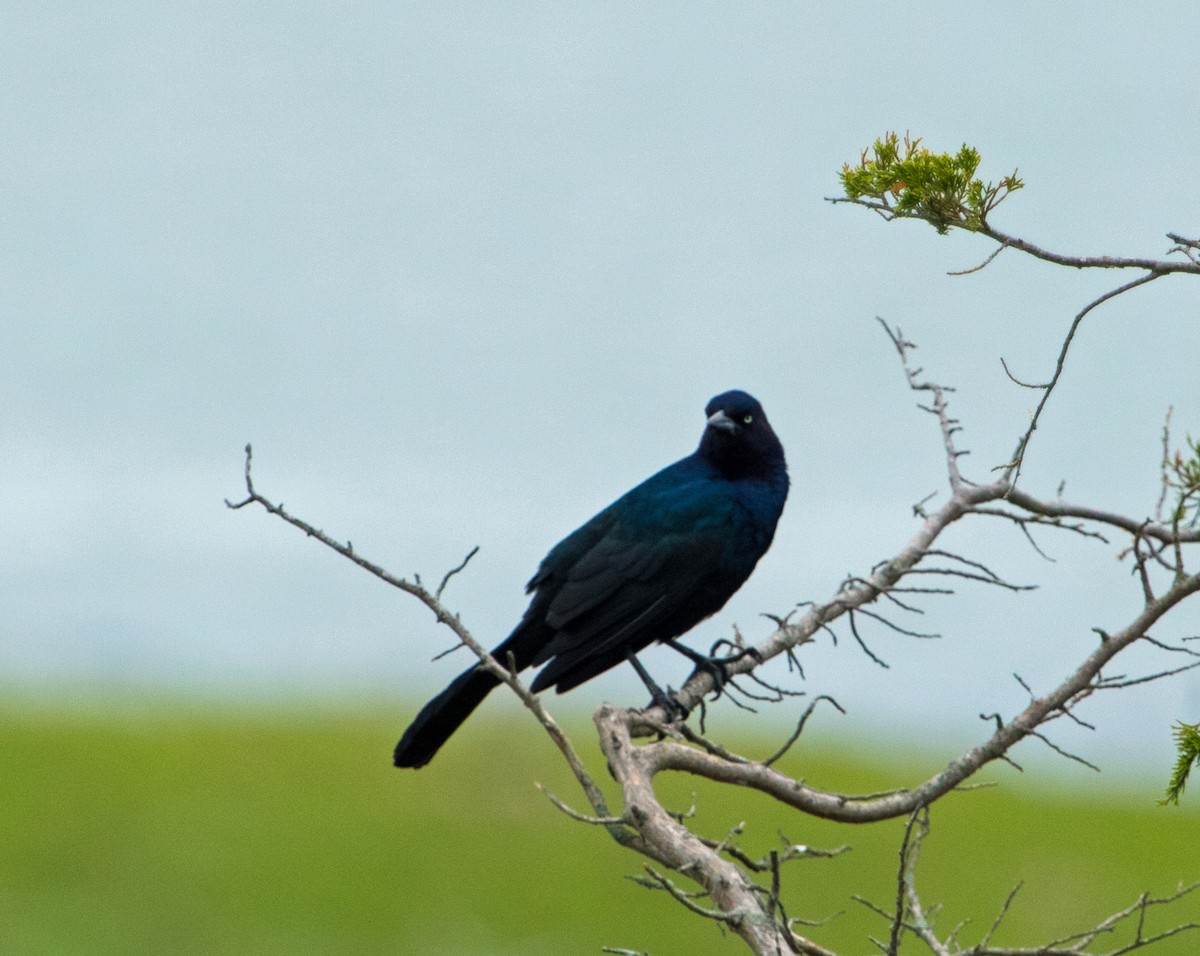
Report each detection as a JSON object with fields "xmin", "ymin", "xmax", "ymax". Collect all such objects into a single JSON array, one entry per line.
[
  {"xmin": 576, "ymin": 321, "xmax": 1200, "ymax": 953},
  {"xmin": 232, "ymin": 291, "xmax": 1199, "ymax": 954},
  {"xmin": 224, "ymin": 444, "xmax": 640, "ymax": 850}
]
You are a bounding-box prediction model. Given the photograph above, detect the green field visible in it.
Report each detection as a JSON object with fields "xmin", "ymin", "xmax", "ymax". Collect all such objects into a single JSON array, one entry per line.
[{"xmin": 2, "ymin": 693, "xmax": 1198, "ymax": 955}]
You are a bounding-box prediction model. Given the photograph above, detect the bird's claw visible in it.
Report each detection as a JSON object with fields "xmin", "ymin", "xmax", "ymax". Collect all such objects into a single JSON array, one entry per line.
[
  {"xmin": 691, "ymin": 657, "xmax": 730, "ymax": 695},
  {"xmin": 688, "ymin": 646, "xmax": 763, "ymax": 700},
  {"xmin": 643, "ymin": 685, "xmax": 690, "ymax": 723}
]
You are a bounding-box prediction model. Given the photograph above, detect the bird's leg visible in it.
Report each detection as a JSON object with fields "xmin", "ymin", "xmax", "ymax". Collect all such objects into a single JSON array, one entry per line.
[
  {"xmin": 625, "ymin": 650, "xmax": 688, "ymax": 721},
  {"xmin": 663, "ymin": 638, "xmax": 762, "ymax": 699}
]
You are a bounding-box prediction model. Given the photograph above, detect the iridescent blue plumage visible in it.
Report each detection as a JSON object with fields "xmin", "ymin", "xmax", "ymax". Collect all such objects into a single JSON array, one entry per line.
[{"xmin": 394, "ymin": 390, "xmax": 788, "ymax": 767}]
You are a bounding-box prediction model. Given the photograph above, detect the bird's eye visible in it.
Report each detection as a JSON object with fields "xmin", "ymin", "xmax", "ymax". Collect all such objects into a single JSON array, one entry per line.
[{"xmin": 742, "ymin": 414, "xmax": 754, "ymax": 425}]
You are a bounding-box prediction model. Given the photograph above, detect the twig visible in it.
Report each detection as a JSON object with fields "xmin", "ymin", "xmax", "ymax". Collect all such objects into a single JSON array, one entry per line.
[
  {"xmin": 979, "ymin": 882, "xmax": 1024, "ymax": 950},
  {"xmin": 1026, "ymin": 730, "xmax": 1101, "ymax": 772},
  {"xmin": 889, "ymin": 807, "xmax": 926, "ymax": 956},
  {"xmin": 436, "ymin": 545, "xmax": 479, "ymax": 598},
  {"xmin": 639, "ymin": 866, "xmax": 744, "ymax": 924},
  {"xmin": 226, "ymin": 445, "xmax": 633, "ymax": 847},
  {"xmin": 1003, "ymin": 271, "xmax": 1167, "ymax": 488},
  {"xmin": 999, "ymin": 356, "xmax": 1045, "ymax": 389},
  {"xmin": 536, "ymin": 784, "xmax": 629, "ymax": 826},
  {"xmin": 764, "ymin": 696, "xmax": 846, "ymax": 767},
  {"xmin": 948, "ymin": 240, "xmax": 1009, "ymax": 276},
  {"xmin": 1156, "ymin": 407, "xmax": 1175, "ymax": 523}
]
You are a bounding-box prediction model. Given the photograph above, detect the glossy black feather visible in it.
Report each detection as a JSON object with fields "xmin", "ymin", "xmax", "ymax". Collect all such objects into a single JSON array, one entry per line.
[{"xmin": 393, "ymin": 390, "xmax": 788, "ymax": 768}]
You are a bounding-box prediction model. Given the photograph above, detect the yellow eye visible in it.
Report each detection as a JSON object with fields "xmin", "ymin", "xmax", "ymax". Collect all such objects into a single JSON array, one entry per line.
[{"xmin": 742, "ymin": 414, "xmax": 753, "ymax": 425}]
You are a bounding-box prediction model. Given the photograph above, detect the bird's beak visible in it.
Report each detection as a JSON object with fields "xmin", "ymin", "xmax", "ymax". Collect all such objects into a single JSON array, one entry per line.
[{"xmin": 706, "ymin": 409, "xmax": 737, "ymax": 434}]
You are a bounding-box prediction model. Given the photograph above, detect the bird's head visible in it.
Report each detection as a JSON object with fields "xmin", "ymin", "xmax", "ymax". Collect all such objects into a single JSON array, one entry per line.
[{"xmin": 698, "ymin": 390, "xmax": 787, "ymax": 481}]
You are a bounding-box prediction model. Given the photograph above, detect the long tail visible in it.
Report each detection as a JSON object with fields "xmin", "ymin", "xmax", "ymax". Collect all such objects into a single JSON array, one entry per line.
[
  {"xmin": 394, "ymin": 620, "xmax": 550, "ymax": 768},
  {"xmin": 393, "ymin": 664, "xmax": 501, "ymax": 768}
]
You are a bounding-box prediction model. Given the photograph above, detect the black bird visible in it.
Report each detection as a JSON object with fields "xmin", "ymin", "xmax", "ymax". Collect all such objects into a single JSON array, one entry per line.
[{"xmin": 393, "ymin": 390, "xmax": 789, "ymax": 768}]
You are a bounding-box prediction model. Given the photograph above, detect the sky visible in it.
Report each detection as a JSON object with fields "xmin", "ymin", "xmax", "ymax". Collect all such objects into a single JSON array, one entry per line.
[{"xmin": 4, "ymin": 3, "xmax": 1200, "ymax": 775}]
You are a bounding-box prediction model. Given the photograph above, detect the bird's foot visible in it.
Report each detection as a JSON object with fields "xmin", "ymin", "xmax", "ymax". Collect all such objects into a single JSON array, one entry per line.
[
  {"xmin": 625, "ymin": 650, "xmax": 689, "ymax": 722},
  {"xmin": 642, "ymin": 684, "xmax": 690, "ymax": 723},
  {"xmin": 665, "ymin": 639, "xmax": 762, "ymax": 699}
]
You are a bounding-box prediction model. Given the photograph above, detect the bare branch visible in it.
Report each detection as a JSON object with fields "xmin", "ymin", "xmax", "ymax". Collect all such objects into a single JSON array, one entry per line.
[
  {"xmin": 1156, "ymin": 407, "xmax": 1175, "ymax": 523},
  {"xmin": 436, "ymin": 545, "xmax": 479, "ymax": 598},
  {"xmin": 594, "ymin": 703, "xmax": 802, "ymax": 954},
  {"xmin": 790, "ymin": 933, "xmax": 841, "ymax": 956},
  {"xmin": 1168, "ymin": 232, "xmax": 1200, "ymax": 265},
  {"xmin": 699, "ymin": 831, "xmax": 849, "ymax": 874},
  {"xmin": 830, "ymin": 195, "xmax": 1200, "ymax": 276},
  {"xmin": 1004, "ymin": 488, "xmax": 1200, "ymax": 545},
  {"xmin": 226, "ymin": 445, "xmax": 636, "ymax": 848},
  {"xmin": 535, "ymin": 784, "xmax": 629, "ymax": 827},
  {"xmin": 1003, "ymin": 271, "xmax": 1167, "ymax": 488},
  {"xmin": 1026, "ymin": 729, "xmax": 1101, "ymax": 773},
  {"xmin": 979, "ymin": 882, "xmax": 1025, "ymax": 951},
  {"xmin": 638, "ymin": 866, "xmax": 742, "ymax": 924},
  {"xmin": 947, "ymin": 240, "xmax": 1009, "ymax": 276},
  {"xmin": 999, "ymin": 356, "xmax": 1046, "ymax": 389},
  {"xmin": 977, "ymin": 222, "xmax": 1200, "ymax": 275},
  {"xmin": 889, "ymin": 807, "xmax": 934, "ymax": 956},
  {"xmin": 968, "ymin": 504, "xmax": 1110, "ymax": 551},
  {"xmin": 764, "ymin": 695, "xmax": 846, "ymax": 767},
  {"xmin": 847, "ymin": 610, "xmax": 890, "ymax": 668},
  {"xmin": 628, "ymin": 566, "xmax": 1200, "ymax": 824},
  {"xmin": 1093, "ymin": 659, "xmax": 1200, "ymax": 690},
  {"xmin": 230, "ymin": 132, "xmax": 1200, "ymax": 955},
  {"xmin": 968, "ymin": 881, "xmax": 1200, "ymax": 955},
  {"xmin": 854, "ymin": 606, "xmax": 940, "ymax": 640},
  {"xmin": 836, "ymin": 192, "xmax": 1193, "ymax": 492}
]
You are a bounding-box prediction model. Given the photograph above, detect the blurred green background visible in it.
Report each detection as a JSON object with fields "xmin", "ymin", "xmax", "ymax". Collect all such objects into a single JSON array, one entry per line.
[{"xmin": 3, "ymin": 691, "xmax": 1197, "ymax": 955}]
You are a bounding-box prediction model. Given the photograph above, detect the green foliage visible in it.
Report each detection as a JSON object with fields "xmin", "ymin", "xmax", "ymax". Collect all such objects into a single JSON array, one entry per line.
[
  {"xmin": 1160, "ymin": 440, "xmax": 1200, "ymax": 806},
  {"xmin": 1163, "ymin": 721, "xmax": 1200, "ymax": 806},
  {"xmin": 840, "ymin": 131, "xmax": 1024, "ymax": 234},
  {"xmin": 1167, "ymin": 435, "xmax": 1200, "ymax": 529}
]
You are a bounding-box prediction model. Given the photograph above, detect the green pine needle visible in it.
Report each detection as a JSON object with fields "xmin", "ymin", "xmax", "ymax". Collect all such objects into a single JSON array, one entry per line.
[
  {"xmin": 1167, "ymin": 436, "xmax": 1200, "ymax": 529},
  {"xmin": 1161, "ymin": 721, "xmax": 1200, "ymax": 806},
  {"xmin": 840, "ymin": 131, "xmax": 1023, "ymax": 234}
]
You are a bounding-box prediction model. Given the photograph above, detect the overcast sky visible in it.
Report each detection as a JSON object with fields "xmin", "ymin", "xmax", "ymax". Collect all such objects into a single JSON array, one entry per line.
[{"xmin": 5, "ymin": 3, "xmax": 1199, "ymax": 773}]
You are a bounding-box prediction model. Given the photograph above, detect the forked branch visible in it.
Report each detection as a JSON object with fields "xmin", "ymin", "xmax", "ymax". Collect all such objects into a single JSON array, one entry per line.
[{"xmin": 585, "ymin": 322, "xmax": 1199, "ymax": 954}]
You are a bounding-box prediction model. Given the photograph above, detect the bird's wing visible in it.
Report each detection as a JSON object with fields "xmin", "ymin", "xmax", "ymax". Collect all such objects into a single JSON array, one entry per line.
[{"xmin": 530, "ymin": 477, "xmax": 735, "ymax": 668}]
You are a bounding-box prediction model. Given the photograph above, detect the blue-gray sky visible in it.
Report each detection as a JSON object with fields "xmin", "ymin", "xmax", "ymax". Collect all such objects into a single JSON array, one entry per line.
[{"xmin": 5, "ymin": 3, "xmax": 1199, "ymax": 771}]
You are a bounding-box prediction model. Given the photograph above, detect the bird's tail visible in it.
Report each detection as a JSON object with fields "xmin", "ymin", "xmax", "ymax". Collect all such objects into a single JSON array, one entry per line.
[
  {"xmin": 393, "ymin": 663, "xmax": 501, "ymax": 768},
  {"xmin": 394, "ymin": 618, "xmax": 552, "ymax": 768}
]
